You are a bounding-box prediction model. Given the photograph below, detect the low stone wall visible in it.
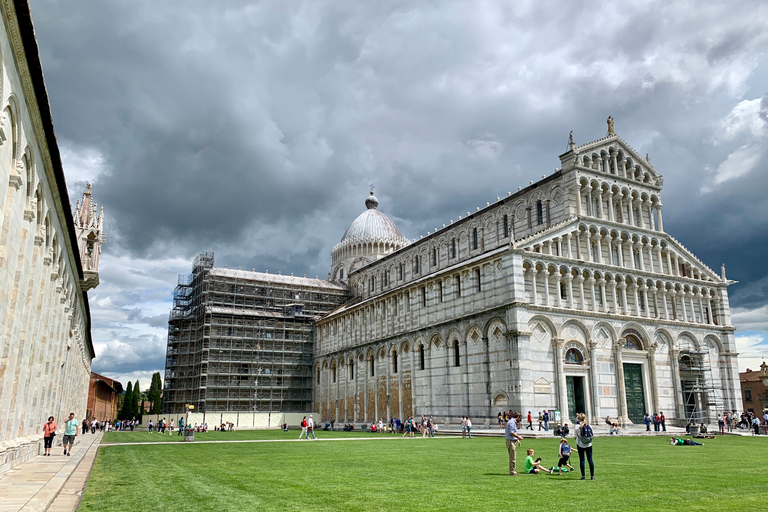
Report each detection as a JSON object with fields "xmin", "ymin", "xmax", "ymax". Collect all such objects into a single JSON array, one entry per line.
[
  {"xmin": 140, "ymin": 412, "xmax": 320, "ymax": 429},
  {"xmin": 0, "ymin": 435, "xmax": 44, "ymax": 475}
]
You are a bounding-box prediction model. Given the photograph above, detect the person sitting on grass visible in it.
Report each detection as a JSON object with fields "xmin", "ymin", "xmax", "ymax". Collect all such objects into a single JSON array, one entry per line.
[
  {"xmin": 524, "ymin": 448, "xmax": 553, "ymax": 474},
  {"xmin": 669, "ymin": 437, "xmax": 704, "ymax": 446},
  {"xmin": 556, "ymin": 438, "xmax": 575, "ymax": 475}
]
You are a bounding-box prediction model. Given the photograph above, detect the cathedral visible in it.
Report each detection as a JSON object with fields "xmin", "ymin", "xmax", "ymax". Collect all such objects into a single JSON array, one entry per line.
[
  {"xmin": 166, "ymin": 121, "xmax": 740, "ymax": 429},
  {"xmin": 313, "ymin": 122, "xmax": 740, "ymax": 428}
]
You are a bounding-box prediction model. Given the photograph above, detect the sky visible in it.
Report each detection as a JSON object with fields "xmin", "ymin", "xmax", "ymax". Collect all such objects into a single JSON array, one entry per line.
[{"xmin": 27, "ymin": 0, "xmax": 768, "ymax": 390}]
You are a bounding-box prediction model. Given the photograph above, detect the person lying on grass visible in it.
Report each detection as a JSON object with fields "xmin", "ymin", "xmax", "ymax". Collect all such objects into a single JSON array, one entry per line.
[
  {"xmin": 669, "ymin": 437, "xmax": 704, "ymax": 446},
  {"xmin": 524, "ymin": 448, "xmax": 553, "ymax": 474},
  {"xmin": 556, "ymin": 438, "xmax": 575, "ymax": 475}
]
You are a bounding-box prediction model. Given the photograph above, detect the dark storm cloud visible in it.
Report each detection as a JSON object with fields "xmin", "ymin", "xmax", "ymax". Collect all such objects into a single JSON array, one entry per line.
[{"xmin": 27, "ymin": 0, "xmax": 768, "ymax": 376}]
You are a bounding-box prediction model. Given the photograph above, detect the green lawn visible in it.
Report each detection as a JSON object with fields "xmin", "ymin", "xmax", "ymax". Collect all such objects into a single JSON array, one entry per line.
[{"xmin": 81, "ymin": 434, "xmax": 768, "ymax": 511}]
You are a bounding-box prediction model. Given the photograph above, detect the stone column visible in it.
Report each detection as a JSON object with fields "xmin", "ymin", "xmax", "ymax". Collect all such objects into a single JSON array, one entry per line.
[
  {"xmin": 669, "ymin": 348, "xmax": 684, "ymax": 424},
  {"xmin": 617, "ymin": 240, "xmax": 624, "ymax": 267},
  {"xmin": 607, "ymin": 190, "xmax": 615, "ymax": 222},
  {"xmin": 575, "ymin": 185, "xmax": 582, "ymax": 215},
  {"xmin": 595, "ymin": 233, "xmax": 603, "ymax": 264},
  {"xmin": 665, "ymin": 250, "xmax": 672, "ymax": 276},
  {"xmin": 567, "ymin": 276, "xmax": 574, "ymax": 309},
  {"xmin": 637, "ymin": 241, "xmax": 645, "ymax": 270},
  {"xmin": 363, "ymin": 357, "xmax": 368, "ymax": 422},
  {"xmin": 650, "ymin": 205, "xmax": 657, "ymax": 231},
  {"xmin": 530, "ymin": 268, "xmax": 538, "ymax": 305},
  {"xmin": 632, "ymin": 285, "xmax": 639, "ymax": 316},
  {"xmin": 600, "ymin": 279, "xmax": 608, "ymax": 312},
  {"xmin": 698, "ymin": 294, "xmax": 705, "ymax": 325},
  {"xmin": 587, "ymin": 277, "xmax": 596, "ymax": 312},
  {"xmin": 640, "ymin": 285, "xmax": 649, "ymax": 318},
  {"xmin": 553, "ymin": 338, "xmax": 570, "ymax": 425},
  {"xmin": 577, "ymin": 276, "xmax": 585, "ymax": 310},
  {"xmin": 657, "ymin": 205, "xmax": 664, "ymax": 232},
  {"xmin": 565, "ymin": 233, "xmax": 572, "ymax": 258},
  {"xmin": 619, "ymin": 283, "xmax": 628, "ymax": 315},
  {"xmin": 628, "ymin": 198, "xmax": 636, "ymax": 226},
  {"xmin": 680, "ymin": 291, "xmax": 688, "ymax": 322},
  {"xmin": 663, "ymin": 291, "xmax": 670, "ymax": 320},
  {"xmin": 588, "ymin": 340, "xmax": 600, "ymax": 424},
  {"xmin": 615, "ymin": 339, "xmax": 630, "ymax": 425},
  {"xmin": 689, "ymin": 294, "xmax": 697, "ymax": 323},
  {"xmin": 575, "ymin": 231, "xmax": 582, "ymax": 260},
  {"xmin": 648, "ymin": 343, "xmax": 659, "ymax": 415},
  {"xmin": 544, "ymin": 270, "xmax": 551, "ymax": 307},
  {"xmin": 609, "ymin": 280, "xmax": 618, "ymax": 313}
]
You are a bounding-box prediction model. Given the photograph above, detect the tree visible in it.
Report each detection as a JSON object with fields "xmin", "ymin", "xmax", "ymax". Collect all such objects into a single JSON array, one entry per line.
[
  {"xmin": 132, "ymin": 379, "xmax": 141, "ymax": 419},
  {"xmin": 149, "ymin": 372, "xmax": 163, "ymax": 414},
  {"xmin": 120, "ymin": 381, "xmax": 133, "ymax": 420}
]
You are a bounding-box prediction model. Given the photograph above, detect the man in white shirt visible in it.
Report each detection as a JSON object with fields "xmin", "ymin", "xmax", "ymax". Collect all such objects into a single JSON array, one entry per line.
[{"xmin": 308, "ymin": 415, "xmax": 317, "ymax": 439}]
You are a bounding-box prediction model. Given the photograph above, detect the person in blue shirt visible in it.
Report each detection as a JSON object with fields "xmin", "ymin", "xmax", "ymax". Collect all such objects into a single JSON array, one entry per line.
[
  {"xmin": 63, "ymin": 412, "xmax": 78, "ymax": 456},
  {"xmin": 505, "ymin": 411, "xmax": 523, "ymax": 475},
  {"xmin": 556, "ymin": 438, "xmax": 575, "ymax": 475}
]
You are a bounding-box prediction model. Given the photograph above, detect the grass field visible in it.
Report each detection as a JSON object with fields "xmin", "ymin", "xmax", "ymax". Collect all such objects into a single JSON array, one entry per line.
[{"xmin": 81, "ymin": 432, "xmax": 768, "ymax": 511}]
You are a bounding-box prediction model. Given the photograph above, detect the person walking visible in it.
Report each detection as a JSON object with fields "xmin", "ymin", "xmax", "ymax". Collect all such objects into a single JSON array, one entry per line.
[
  {"xmin": 299, "ymin": 416, "xmax": 308, "ymax": 439},
  {"xmin": 42, "ymin": 416, "xmax": 56, "ymax": 456},
  {"xmin": 466, "ymin": 417, "xmax": 472, "ymax": 439},
  {"xmin": 538, "ymin": 412, "xmax": 544, "ymax": 431},
  {"xmin": 505, "ymin": 411, "xmax": 523, "ymax": 476},
  {"xmin": 543, "ymin": 411, "xmax": 549, "ymax": 431},
  {"xmin": 63, "ymin": 413, "xmax": 78, "ymax": 456},
  {"xmin": 527, "ymin": 411, "xmax": 533, "ymax": 431},
  {"xmin": 307, "ymin": 415, "xmax": 317, "ymax": 439},
  {"xmin": 575, "ymin": 412, "xmax": 595, "ymax": 480},
  {"xmin": 644, "ymin": 413, "xmax": 651, "ymax": 431}
]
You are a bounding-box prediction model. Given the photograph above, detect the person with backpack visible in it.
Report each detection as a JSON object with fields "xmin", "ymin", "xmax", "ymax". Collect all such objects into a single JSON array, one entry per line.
[
  {"xmin": 299, "ymin": 416, "xmax": 308, "ymax": 439},
  {"xmin": 575, "ymin": 412, "xmax": 595, "ymax": 480},
  {"xmin": 543, "ymin": 411, "xmax": 549, "ymax": 431}
]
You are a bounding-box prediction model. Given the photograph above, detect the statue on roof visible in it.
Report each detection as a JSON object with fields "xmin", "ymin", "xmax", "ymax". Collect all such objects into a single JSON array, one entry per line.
[{"xmin": 607, "ymin": 116, "xmax": 615, "ymax": 136}]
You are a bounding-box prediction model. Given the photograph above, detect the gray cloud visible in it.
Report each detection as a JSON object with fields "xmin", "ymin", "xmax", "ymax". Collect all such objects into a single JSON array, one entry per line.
[{"xmin": 28, "ymin": 0, "xmax": 768, "ymax": 376}]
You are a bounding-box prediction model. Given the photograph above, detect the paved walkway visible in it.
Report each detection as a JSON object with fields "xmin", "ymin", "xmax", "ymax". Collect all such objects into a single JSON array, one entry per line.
[{"xmin": 0, "ymin": 432, "xmax": 102, "ymax": 512}]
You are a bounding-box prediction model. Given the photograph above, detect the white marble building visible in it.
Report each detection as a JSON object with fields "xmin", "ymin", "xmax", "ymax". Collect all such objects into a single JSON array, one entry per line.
[
  {"xmin": 0, "ymin": 1, "xmax": 102, "ymax": 474},
  {"xmin": 313, "ymin": 124, "xmax": 740, "ymax": 428}
]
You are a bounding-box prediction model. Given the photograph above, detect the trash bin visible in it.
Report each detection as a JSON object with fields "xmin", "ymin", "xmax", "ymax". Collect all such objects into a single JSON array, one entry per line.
[
  {"xmin": 183, "ymin": 428, "xmax": 195, "ymax": 442},
  {"xmin": 688, "ymin": 425, "xmax": 699, "ymax": 437}
]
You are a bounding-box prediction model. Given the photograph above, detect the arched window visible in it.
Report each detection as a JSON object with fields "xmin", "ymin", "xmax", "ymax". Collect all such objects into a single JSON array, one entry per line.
[
  {"xmin": 432, "ymin": 247, "xmax": 437, "ymax": 267},
  {"xmin": 419, "ymin": 344, "xmax": 425, "ymax": 370},
  {"xmin": 453, "ymin": 340, "xmax": 461, "ymax": 367},
  {"xmin": 331, "ymin": 364, "xmax": 336, "ymax": 383},
  {"xmin": 369, "ymin": 356, "xmax": 375, "ymax": 377},
  {"xmin": 537, "ymin": 201, "xmax": 544, "ymax": 224},
  {"xmin": 455, "ymin": 275, "xmax": 461, "ymax": 298},
  {"xmin": 316, "ymin": 367, "xmax": 320, "ymax": 382},
  {"xmin": 475, "ymin": 268, "xmax": 482, "ymax": 292},
  {"xmin": 349, "ymin": 359, "xmax": 354, "ymax": 380},
  {"xmin": 413, "ymin": 256, "xmax": 420, "ymax": 274},
  {"xmin": 451, "ymin": 238, "xmax": 456, "ymax": 258},
  {"xmin": 392, "ymin": 351, "xmax": 398, "ymax": 374},
  {"xmin": 565, "ymin": 348, "xmax": 584, "ymax": 365},
  {"xmin": 472, "ymin": 228, "xmax": 478, "ymax": 250},
  {"xmin": 339, "ymin": 268, "xmax": 344, "ymax": 279},
  {"xmin": 503, "ymin": 215, "xmax": 509, "ymax": 238}
]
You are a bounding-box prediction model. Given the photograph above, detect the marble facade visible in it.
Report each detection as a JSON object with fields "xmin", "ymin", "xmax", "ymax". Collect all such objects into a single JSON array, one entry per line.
[
  {"xmin": 313, "ymin": 127, "xmax": 741, "ymax": 428},
  {"xmin": 0, "ymin": 1, "xmax": 101, "ymax": 474}
]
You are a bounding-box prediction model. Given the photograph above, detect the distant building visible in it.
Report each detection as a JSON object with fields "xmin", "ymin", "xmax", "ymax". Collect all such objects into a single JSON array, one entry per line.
[
  {"xmin": 86, "ymin": 373, "xmax": 122, "ymax": 422},
  {"xmin": 739, "ymin": 363, "xmax": 768, "ymax": 415},
  {"xmin": 162, "ymin": 253, "xmax": 349, "ymax": 414},
  {"xmin": 0, "ymin": 1, "xmax": 103, "ymax": 474}
]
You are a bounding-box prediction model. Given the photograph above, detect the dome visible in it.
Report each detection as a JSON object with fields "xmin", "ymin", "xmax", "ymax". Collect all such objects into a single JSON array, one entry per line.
[{"xmin": 340, "ymin": 192, "xmax": 406, "ymax": 244}]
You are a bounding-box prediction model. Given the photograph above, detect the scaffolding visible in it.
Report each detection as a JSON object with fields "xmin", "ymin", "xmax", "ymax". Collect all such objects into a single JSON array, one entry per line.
[
  {"xmin": 163, "ymin": 252, "xmax": 349, "ymax": 415},
  {"xmin": 677, "ymin": 337, "xmax": 724, "ymax": 425}
]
